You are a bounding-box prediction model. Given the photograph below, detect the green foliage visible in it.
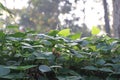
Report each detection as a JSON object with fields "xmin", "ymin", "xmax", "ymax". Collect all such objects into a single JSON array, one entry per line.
[{"xmin": 0, "ymin": 28, "xmax": 120, "ymax": 80}]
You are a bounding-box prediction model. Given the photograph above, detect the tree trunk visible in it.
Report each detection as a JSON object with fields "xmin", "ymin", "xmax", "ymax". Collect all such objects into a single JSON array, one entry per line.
[
  {"xmin": 103, "ymin": 0, "xmax": 111, "ymax": 36},
  {"xmin": 113, "ymin": 0, "xmax": 120, "ymax": 38}
]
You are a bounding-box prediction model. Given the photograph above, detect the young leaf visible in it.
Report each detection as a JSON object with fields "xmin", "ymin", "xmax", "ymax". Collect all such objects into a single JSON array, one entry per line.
[
  {"xmin": 58, "ymin": 29, "xmax": 70, "ymax": 37},
  {"xmin": 68, "ymin": 33, "xmax": 81, "ymax": 40},
  {"xmin": 91, "ymin": 26, "xmax": 100, "ymax": 35}
]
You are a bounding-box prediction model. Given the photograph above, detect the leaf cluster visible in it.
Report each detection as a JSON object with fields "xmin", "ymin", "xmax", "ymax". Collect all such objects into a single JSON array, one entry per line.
[{"xmin": 0, "ymin": 28, "xmax": 120, "ymax": 80}]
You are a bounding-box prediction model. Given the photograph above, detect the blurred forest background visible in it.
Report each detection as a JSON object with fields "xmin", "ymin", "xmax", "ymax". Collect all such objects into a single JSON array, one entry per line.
[{"xmin": 0, "ymin": 0, "xmax": 119, "ymax": 38}]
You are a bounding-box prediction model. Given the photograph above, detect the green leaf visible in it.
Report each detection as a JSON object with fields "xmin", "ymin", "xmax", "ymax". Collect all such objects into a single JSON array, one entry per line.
[
  {"xmin": 21, "ymin": 42, "xmax": 33, "ymax": 49},
  {"xmin": 106, "ymin": 77, "xmax": 118, "ymax": 80},
  {"xmin": 48, "ymin": 30, "xmax": 59, "ymax": 36},
  {"xmin": 83, "ymin": 66, "xmax": 98, "ymax": 71},
  {"xmin": 68, "ymin": 33, "xmax": 81, "ymax": 40},
  {"xmin": 6, "ymin": 37, "xmax": 22, "ymax": 41},
  {"xmin": 0, "ymin": 65, "xmax": 10, "ymax": 77},
  {"xmin": 70, "ymin": 49, "xmax": 84, "ymax": 58},
  {"xmin": 6, "ymin": 25, "xmax": 18, "ymax": 29},
  {"xmin": 59, "ymin": 68, "xmax": 80, "ymax": 76},
  {"xmin": 91, "ymin": 26, "xmax": 100, "ymax": 35},
  {"xmin": 9, "ymin": 32, "xmax": 26, "ymax": 38},
  {"xmin": 33, "ymin": 52, "xmax": 46, "ymax": 60},
  {"xmin": 96, "ymin": 59, "xmax": 106, "ymax": 65},
  {"xmin": 58, "ymin": 29, "xmax": 70, "ymax": 37},
  {"xmin": 82, "ymin": 76, "xmax": 101, "ymax": 80},
  {"xmin": 21, "ymin": 42, "xmax": 32, "ymax": 46},
  {"xmin": 1, "ymin": 73, "xmax": 25, "ymax": 79},
  {"xmin": 33, "ymin": 52, "xmax": 55, "ymax": 60},
  {"xmin": 5, "ymin": 65, "xmax": 37, "ymax": 70},
  {"xmin": 0, "ymin": 31, "xmax": 5, "ymax": 38},
  {"xmin": 80, "ymin": 40, "xmax": 89, "ymax": 46},
  {"xmin": 38, "ymin": 76, "xmax": 48, "ymax": 80},
  {"xmin": 41, "ymin": 40, "xmax": 52, "ymax": 46},
  {"xmin": 89, "ymin": 45, "xmax": 96, "ymax": 51},
  {"xmin": 57, "ymin": 76, "xmax": 81, "ymax": 80},
  {"xmin": 99, "ymin": 68, "xmax": 113, "ymax": 72},
  {"xmin": 111, "ymin": 64, "xmax": 120, "ymax": 71}
]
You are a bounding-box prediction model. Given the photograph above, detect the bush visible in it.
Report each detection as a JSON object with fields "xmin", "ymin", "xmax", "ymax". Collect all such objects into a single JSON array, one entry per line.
[{"xmin": 0, "ymin": 28, "xmax": 120, "ymax": 80}]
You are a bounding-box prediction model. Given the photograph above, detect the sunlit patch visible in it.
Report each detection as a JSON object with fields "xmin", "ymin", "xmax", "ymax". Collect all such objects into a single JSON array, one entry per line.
[{"xmin": 0, "ymin": 0, "xmax": 29, "ymax": 9}]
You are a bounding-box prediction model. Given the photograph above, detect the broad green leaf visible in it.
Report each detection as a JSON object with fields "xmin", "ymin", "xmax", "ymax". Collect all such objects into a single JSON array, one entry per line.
[
  {"xmin": 58, "ymin": 29, "xmax": 70, "ymax": 37},
  {"xmin": 5, "ymin": 65, "xmax": 37, "ymax": 70},
  {"xmin": 6, "ymin": 37, "xmax": 22, "ymax": 41},
  {"xmin": 68, "ymin": 43, "xmax": 78, "ymax": 46},
  {"xmin": 59, "ymin": 68, "xmax": 80, "ymax": 76},
  {"xmin": 22, "ymin": 53, "xmax": 33, "ymax": 58},
  {"xmin": 89, "ymin": 45, "xmax": 96, "ymax": 51},
  {"xmin": 80, "ymin": 40, "xmax": 89, "ymax": 46},
  {"xmin": 68, "ymin": 33, "xmax": 81, "ymax": 40},
  {"xmin": 21, "ymin": 42, "xmax": 32, "ymax": 46},
  {"xmin": 39, "ymin": 65, "xmax": 51, "ymax": 72},
  {"xmin": 48, "ymin": 30, "xmax": 59, "ymax": 36},
  {"xmin": 57, "ymin": 76, "xmax": 81, "ymax": 80},
  {"xmin": 6, "ymin": 61, "xmax": 20, "ymax": 66},
  {"xmin": 111, "ymin": 58, "xmax": 120, "ymax": 63},
  {"xmin": 22, "ymin": 46, "xmax": 33, "ymax": 50},
  {"xmin": 96, "ymin": 59, "xmax": 106, "ymax": 65},
  {"xmin": 111, "ymin": 64, "xmax": 120, "ymax": 71},
  {"xmin": 106, "ymin": 77, "xmax": 118, "ymax": 80},
  {"xmin": 70, "ymin": 49, "xmax": 84, "ymax": 58},
  {"xmin": 33, "ymin": 52, "xmax": 55, "ymax": 60},
  {"xmin": 1, "ymin": 73, "xmax": 25, "ymax": 79},
  {"xmin": 41, "ymin": 40, "xmax": 52, "ymax": 46},
  {"xmin": 83, "ymin": 66, "xmax": 98, "ymax": 71},
  {"xmin": 91, "ymin": 26, "xmax": 100, "ymax": 35},
  {"xmin": 0, "ymin": 65, "xmax": 10, "ymax": 77},
  {"xmin": 21, "ymin": 42, "xmax": 33, "ymax": 49},
  {"xmin": 26, "ymin": 30, "xmax": 37, "ymax": 34},
  {"xmin": 33, "ymin": 52, "xmax": 46, "ymax": 60},
  {"xmin": 38, "ymin": 76, "xmax": 48, "ymax": 80},
  {"xmin": 82, "ymin": 76, "xmax": 101, "ymax": 80},
  {"xmin": 99, "ymin": 68, "xmax": 113, "ymax": 72},
  {"xmin": 9, "ymin": 32, "xmax": 26, "ymax": 38}
]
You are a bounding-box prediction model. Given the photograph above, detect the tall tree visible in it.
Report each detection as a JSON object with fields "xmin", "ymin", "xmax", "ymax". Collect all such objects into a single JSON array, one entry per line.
[
  {"xmin": 113, "ymin": 0, "xmax": 120, "ymax": 38},
  {"xmin": 19, "ymin": 0, "xmax": 73, "ymax": 32},
  {"xmin": 103, "ymin": 0, "xmax": 111, "ymax": 36}
]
